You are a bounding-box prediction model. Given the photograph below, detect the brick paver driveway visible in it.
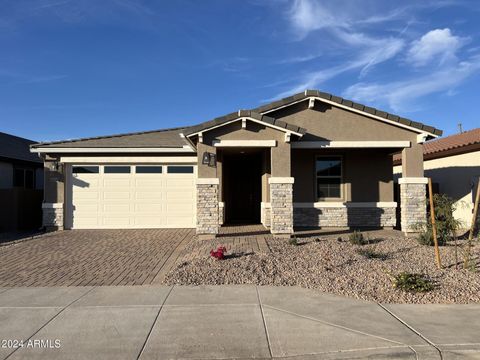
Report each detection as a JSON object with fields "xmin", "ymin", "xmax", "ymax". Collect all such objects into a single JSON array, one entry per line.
[{"xmin": 0, "ymin": 229, "xmax": 194, "ymax": 287}]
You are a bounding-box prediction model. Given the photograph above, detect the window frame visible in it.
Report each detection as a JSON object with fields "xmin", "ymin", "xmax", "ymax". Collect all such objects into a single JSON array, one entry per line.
[
  {"xmin": 72, "ymin": 166, "xmax": 100, "ymax": 174},
  {"xmin": 13, "ymin": 167, "xmax": 36, "ymax": 189},
  {"xmin": 315, "ymin": 155, "xmax": 343, "ymax": 201},
  {"xmin": 103, "ymin": 166, "xmax": 131, "ymax": 174},
  {"xmin": 167, "ymin": 165, "xmax": 194, "ymax": 174},
  {"xmin": 135, "ymin": 165, "xmax": 163, "ymax": 174}
]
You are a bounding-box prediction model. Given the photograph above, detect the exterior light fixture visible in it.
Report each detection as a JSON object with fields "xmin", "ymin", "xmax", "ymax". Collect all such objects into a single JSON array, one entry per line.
[{"xmin": 202, "ymin": 152, "xmax": 210, "ymax": 165}]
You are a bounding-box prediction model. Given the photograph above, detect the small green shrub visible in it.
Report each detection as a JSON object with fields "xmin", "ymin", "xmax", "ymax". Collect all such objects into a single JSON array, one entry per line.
[
  {"xmin": 416, "ymin": 193, "xmax": 462, "ymax": 246},
  {"xmin": 289, "ymin": 237, "xmax": 298, "ymax": 246},
  {"xmin": 349, "ymin": 230, "xmax": 366, "ymax": 245},
  {"xmin": 356, "ymin": 248, "xmax": 388, "ymax": 260},
  {"xmin": 392, "ymin": 272, "xmax": 434, "ymax": 293}
]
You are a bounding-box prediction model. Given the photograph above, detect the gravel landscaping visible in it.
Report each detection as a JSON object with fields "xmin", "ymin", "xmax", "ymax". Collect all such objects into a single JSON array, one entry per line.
[{"xmin": 165, "ymin": 231, "xmax": 480, "ymax": 304}]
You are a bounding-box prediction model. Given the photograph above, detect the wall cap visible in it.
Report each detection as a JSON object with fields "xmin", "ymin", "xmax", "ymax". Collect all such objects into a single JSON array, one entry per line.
[
  {"xmin": 196, "ymin": 178, "xmax": 220, "ymax": 185},
  {"xmin": 269, "ymin": 177, "xmax": 295, "ymax": 184},
  {"xmin": 398, "ymin": 177, "xmax": 428, "ymax": 184},
  {"xmin": 42, "ymin": 203, "xmax": 63, "ymax": 209},
  {"xmin": 294, "ymin": 202, "xmax": 397, "ymax": 208}
]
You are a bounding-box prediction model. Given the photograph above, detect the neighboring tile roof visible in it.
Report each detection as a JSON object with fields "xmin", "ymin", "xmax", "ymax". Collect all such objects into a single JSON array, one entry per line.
[
  {"xmin": 31, "ymin": 127, "xmax": 189, "ymax": 148},
  {"xmin": 253, "ymin": 90, "xmax": 443, "ymax": 136},
  {"xmin": 393, "ymin": 128, "xmax": 480, "ymax": 163},
  {"xmin": 423, "ymin": 128, "xmax": 480, "ymax": 155},
  {"xmin": 183, "ymin": 110, "xmax": 307, "ymax": 136},
  {"xmin": 0, "ymin": 132, "xmax": 42, "ymax": 163}
]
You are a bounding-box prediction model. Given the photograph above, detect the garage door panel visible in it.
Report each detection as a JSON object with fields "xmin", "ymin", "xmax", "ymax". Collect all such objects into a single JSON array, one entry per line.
[
  {"xmin": 71, "ymin": 164, "xmax": 196, "ymax": 229},
  {"xmin": 103, "ymin": 179, "xmax": 132, "ymax": 187},
  {"xmin": 135, "ymin": 203, "xmax": 165, "ymax": 212},
  {"xmin": 135, "ymin": 179, "xmax": 165, "ymax": 187},
  {"xmin": 135, "ymin": 191, "xmax": 164, "ymax": 200},
  {"xmin": 134, "ymin": 217, "xmax": 165, "ymax": 226},
  {"xmin": 103, "ymin": 217, "xmax": 132, "ymax": 226},
  {"xmin": 166, "ymin": 192, "xmax": 194, "ymax": 201},
  {"xmin": 103, "ymin": 191, "xmax": 131, "ymax": 200},
  {"xmin": 103, "ymin": 204, "xmax": 131, "ymax": 212}
]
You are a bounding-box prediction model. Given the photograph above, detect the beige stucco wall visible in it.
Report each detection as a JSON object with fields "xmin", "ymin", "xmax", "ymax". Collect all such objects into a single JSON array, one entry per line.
[
  {"xmin": 292, "ymin": 149, "xmax": 394, "ymax": 203},
  {"xmin": 43, "ymin": 160, "xmax": 64, "ymax": 204},
  {"xmin": 272, "ymin": 102, "xmax": 418, "ymax": 142},
  {"xmin": 394, "ymin": 150, "xmax": 480, "ymax": 229}
]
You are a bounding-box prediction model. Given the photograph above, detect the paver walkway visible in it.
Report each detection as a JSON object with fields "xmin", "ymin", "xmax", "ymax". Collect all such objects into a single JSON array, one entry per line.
[
  {"xmin": 0, "ymin": 229, "xmax": 194, "ymax": 286},
  {"xmin": 0, "ymin": 285, "xmax": 478, "ymax": 359}
]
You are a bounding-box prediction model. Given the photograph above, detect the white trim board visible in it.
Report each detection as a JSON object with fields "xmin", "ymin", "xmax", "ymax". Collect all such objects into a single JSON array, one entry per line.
[
  {"xmin": 294, "ymin": 202, "xmax": 397, "ymax": 208},
  {"xmin": 261, "ymin": 96, "xmax": 439, "ymax": 138},
  {"xmin": 60, "ymin": 156, "xmax": 197, "ymax": 163},
  {"xmin": 212, "ymin": 140, "xmax": 277, "ymax": 147},
  {"xmin": 292, "ymin": 141, "xmax": 410, "ymax": 149},
  {"xmin": 32, "ymin": 146, "xmax": 194, "ymax": 154},
  {"xmin": 187, "ymin": 117, "xmax": 304, "ymax": 138},
  {"xmin": 398, "ymin": 177, "xmax": 428, "ymax": 184}
]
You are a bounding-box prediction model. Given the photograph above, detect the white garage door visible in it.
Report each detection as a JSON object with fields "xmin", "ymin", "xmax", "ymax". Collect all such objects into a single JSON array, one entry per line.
[{"xmin": 68, "ymin": 164, "xmax": 196, "ymax": 229}]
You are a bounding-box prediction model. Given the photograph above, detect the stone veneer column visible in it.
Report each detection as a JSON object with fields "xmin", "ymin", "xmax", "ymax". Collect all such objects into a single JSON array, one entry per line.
[
  {"xmin": 196, "ymin": 178, "xmax": 220, "ymax": 238},
  {"xmin": 42, "ymin": 203, "xmax": 64, "ymax": 230},
  {"xmin": 268, "ymin": 177, "xmax": 294, "ymax": 237},
  {"xmin": 399, "ymin": 177, "xmax": 428, "ymax": 233}
]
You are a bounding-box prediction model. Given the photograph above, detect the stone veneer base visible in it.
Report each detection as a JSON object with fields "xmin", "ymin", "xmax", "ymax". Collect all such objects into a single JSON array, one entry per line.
[
  {"xmin": 42, "ymin": 203, "xmax": 64, "ymax": 230},
  {"xmin": 196, "ymin": 182, "xmax": 219, "ymax": 235},
  {"xmin": 269, "ymin": 180, "xmax": 294, "ymax": 235},
  {"xmin": 400, "ymin": 181, "xmax": 427, "ymax": 233},
  {"xmin": 293, "ymin": 206, "xmax": 396, "ymax": 227}
]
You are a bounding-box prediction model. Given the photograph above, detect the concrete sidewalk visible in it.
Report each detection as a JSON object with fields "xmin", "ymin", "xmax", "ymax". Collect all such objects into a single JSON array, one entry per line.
[{"xmin": 0, "ymin": 286, "xmax": 478, "ymax": 359}]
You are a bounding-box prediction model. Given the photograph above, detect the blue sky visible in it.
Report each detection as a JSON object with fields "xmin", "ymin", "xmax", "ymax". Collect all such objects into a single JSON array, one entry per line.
[{"xmin": 1, "ymin": 0, "xmax": 479, "ymax": 142}]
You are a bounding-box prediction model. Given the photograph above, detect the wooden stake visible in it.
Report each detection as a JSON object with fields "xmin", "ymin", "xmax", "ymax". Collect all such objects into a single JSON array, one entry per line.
[
  {"xmin": 468, "ymin": 177, "xmax": 480, "ymax": 242},
  {"xmin": 428, "ymin": 178, "xmax": 442, "ymax": 269}
]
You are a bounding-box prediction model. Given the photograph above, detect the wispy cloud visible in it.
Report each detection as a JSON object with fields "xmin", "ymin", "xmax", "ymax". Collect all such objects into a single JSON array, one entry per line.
[
  {"xmin": 269, "ymin": 0, "xmax": 406, "ymax": 99},
  {"xmin": 0, "ymin": 70, "xmax": 67, "ymax": 85},
  {"xmin": 406, "ymin": 28, "xmax": 468, "ymax": 67},
  {"xmin": 343, "ymin": 55, "xmax": 480, "ymax": 112},
  {"xmin": 0, "ymin": 0, "xmax": 155, "ymax": 28}
]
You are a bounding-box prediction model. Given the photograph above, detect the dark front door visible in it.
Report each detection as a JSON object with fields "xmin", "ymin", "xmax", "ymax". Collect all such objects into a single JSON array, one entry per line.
[{"xmin": 223, "ymin": 151, "xmax": 262, "ymax": 224}]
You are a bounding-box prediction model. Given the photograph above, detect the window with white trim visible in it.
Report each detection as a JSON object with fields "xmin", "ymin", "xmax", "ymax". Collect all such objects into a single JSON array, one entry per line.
[{"xmin": 316, "ymin": 156, "xmax": 342, "ymax": 199}]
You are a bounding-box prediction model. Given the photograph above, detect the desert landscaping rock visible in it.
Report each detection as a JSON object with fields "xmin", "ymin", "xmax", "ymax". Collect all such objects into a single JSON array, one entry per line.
[{"xmin": 165, "ymin": 232, "xmax": 480, "ymax": 304}]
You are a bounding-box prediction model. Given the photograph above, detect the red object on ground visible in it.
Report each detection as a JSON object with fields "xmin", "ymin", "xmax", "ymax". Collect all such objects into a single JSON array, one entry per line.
[{"xmin": 210, "ymin": 246, "xmax": 227, "ymax": 260}]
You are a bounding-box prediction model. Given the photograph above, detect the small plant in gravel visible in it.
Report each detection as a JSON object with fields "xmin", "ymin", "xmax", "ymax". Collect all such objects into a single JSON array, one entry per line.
[
  {"xmin": 392, "ymin": 272, "xmax": 434, "ymax": 293},
  {"xmin": 289, "ymin": 237, "xmax": 298, "ymax": 246},
  {"xmin": 416, "ymin": 194, "xmax": 463, "ymax": 247},
  {"xmin": 349, "ymin": 230, "xmax": 366, "ymax": 245},
  {"xmin": 356, "ymin": 248, "xmax": 388, "ymax": 260},
  {"xmin": 210, "ymin": 246, "xmax": 227, "ymax": 260}
]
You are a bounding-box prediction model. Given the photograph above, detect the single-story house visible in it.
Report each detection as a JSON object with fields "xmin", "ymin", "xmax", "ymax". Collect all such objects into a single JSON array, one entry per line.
[
  {"xmin": 394, "ymin": 128, "xmax": 480, "ymax": 230},
  {"xmin": 31, "ymin": 90, "xmax": 442, "ymax": 237},
  {"xmin": 0, "ymin": 132, "xmax": 44, "ymax": 231}
]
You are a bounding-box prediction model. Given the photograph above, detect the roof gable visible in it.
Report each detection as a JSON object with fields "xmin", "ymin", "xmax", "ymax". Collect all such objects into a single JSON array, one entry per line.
[
  {"xmin": 183, "ymin": 110, "xmax": 306, "ymax": 137},
  {"xmin": 254, "ymin": 90, "xmax": 442, "ymax": 137}
]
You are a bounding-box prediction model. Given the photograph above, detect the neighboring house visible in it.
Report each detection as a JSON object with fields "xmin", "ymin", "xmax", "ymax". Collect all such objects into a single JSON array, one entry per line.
[
  {"xmin": 0, "ymin": 132, "xmax": 44, "ymax": 231},
  {"xmin": 394, "ymin": 128, "xmax": 480, "ymax": 230},
  {"xmin": 31, "ymin": 90, "xmax": 442, "ymax": 237}
]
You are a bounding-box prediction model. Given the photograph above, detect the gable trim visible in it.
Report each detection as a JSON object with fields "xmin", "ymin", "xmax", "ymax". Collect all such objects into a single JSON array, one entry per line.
[
  {"xmin": 212, "ymin": 140, "xmax": 277, "ymax": 147},
  {"xmin": 186, "ymin": 116, "xmax": 304, "ymax": 138},
  {"xmin": 31, "ymin": 146, "xmax": 195, "ymax": 154},
  {"xmin": 292, "ymin": 141, "xmax": 411, "ymax": 149}
]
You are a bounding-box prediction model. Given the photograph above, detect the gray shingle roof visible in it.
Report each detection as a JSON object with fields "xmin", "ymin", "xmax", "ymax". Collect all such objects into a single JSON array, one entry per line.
[
  {"xmin": 31, "ymin": 89, "xmax": 442, "ymax": 150},
  {"xmin": 0, "ymin": 132, "xmax": 42, "ymax": 163},
  {"xmin": 31, "ymin": 127, "xmax": 189, "ymax": 148},
  {"xmin": 183, "ymin": 110, "xmax": 307, "ymax": 136}
]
